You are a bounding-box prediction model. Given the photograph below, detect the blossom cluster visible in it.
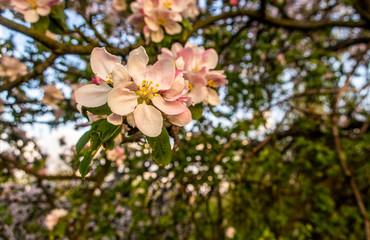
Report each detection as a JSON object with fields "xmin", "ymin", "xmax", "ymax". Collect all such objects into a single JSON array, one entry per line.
[
  {"xmin": 75, "ymin": 43, "xmax": 226, "ymax": 137},
  {"xmin": 128, "ymin": 0, "xmax": 199, "ymax": 43},
  {"xmin": 10, "ymin": 0, "xmax": 59, "ymax": 23},
  {"xmin": 159, "ymin": 42, "xmax": 227, "ymax": 106}
]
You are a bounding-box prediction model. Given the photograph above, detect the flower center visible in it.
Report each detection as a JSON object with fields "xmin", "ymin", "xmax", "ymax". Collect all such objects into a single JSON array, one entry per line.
[
  {"xmin": 188, "ymin": 83, "xmax": 193, "ymax": 90},
  {"xmin": 164, "ymin": 0, "xmax": 171, "ymax": 8},
  {"xmin": 207, "ymin": 80, "xmax": 216, "ymax": 87},
  {"xmin": 157, "ymin": 18, "xmax": 165, "ymax": 26},
  {"xmin": 105, "ymin": 72, "xmax": 113, "ymax": 85},
  {"xmin": 136, "ymin": 80, "xmax": 159, "ymax": 100},
  {"xmin": 28, "ymin": 0, "xmax": 37, "ymax": 8}
]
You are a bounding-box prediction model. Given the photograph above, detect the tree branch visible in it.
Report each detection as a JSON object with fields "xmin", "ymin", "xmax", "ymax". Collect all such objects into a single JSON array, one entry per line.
[
  {"xmin": 331, "ymin": 54, "xmax": 370, "ymax": 240},
  {"xmin": 190, "ymin": 9, "xmax": 368, "ymax": 36},
  {"xmin": 0, "ymin": 53, "xmax": 58, "ymax": 92},
  {"xmin": 0, "ymin": 15, "xmax": 143, "ymax": 56}
]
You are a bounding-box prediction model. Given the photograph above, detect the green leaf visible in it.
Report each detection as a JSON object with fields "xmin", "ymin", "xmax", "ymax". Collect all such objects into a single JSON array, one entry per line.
[
  {"xmin": 79, "ymin": 132, "xmax": 102, "ymax": 179},
  {"xmin": 146, "ymin": 127, "xmax": 172, "ymax": 166},
  {"xmin": 78, "ymin": 119, "xmax": 122, "ymax": 178},
  {"xmin": 32, "ymin": 16, "xmax": 50, "ymax": 33},
  {"xmin": 75, "ymin": 130, "xmax": 91, "ymax": 154},
  {"xmin": 50, "ymin": 5, "xmax": 67, "ymax": 19},
  {"xmin": 189, "ymin": 104, "xmax": 203, "ymax": 120},
  {"xmin": 98, "ymin": 120, "xmax": 123, "ymax": 148},
  {"xmin": 82, "ymin": 103, "xmax": 112, "ymax": 117}
]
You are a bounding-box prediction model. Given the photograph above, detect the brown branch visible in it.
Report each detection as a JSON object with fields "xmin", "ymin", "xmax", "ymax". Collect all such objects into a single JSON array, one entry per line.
[
  {"xmin": 331, "ymin": 55, "xmax": 370, "ymax": 240},
  {"xmin": 0, "ymin": 53, "xmax": 59, "ymax": 92},
  {"xmin": 326, "ymin": 37, "xmax": 370, "ymax": 51},
  {"xmin": 0, "ymin": 15, "xmax": 143, "ymax": 56},
  {"xmin": 189, "ymin": 9, "xmax": 368, "ymax": 36},
  {"xmin": 237, "ymin": 108, "xmax": 291, "ymax": 182}
]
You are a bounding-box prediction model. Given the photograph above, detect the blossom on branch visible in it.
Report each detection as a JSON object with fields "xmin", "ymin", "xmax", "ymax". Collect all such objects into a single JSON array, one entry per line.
[
  {"xmin": 0, "ymin": 55, "xmax": 27, "ymax": 82},
  {"xmin": 75, "ymin": 46, "xmax": 192, "ymax": 138},
  {"xmin": 11, "ymin": 0, "xmax": 59, "ymax": 23},
  {"xmin": 158, "ymin": 42, "xmax": 227, "ymax": 106},
  {"xmin": 45, "ymin": 208, "xmax": 68, "ymax": 231},
  {"xmin": 128, "ymin": 0, "xmax": 199, "ymax": 43}
]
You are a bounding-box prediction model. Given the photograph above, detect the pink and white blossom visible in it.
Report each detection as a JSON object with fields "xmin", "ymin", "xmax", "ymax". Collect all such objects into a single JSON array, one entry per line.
[
  {"xmin": 128, "ymin": 0, "xmax": 199, "ymax": 43},
  {"xmin": 11, "ymin": 0, "xmax": 59, "ymax": 23},
  {"xmin": 45, "ymin": 208, "xmax": 67, "ymax": 231},
  {"xmin": 0, "ymin": 55, "xmax": 27, "ymax": 82},
  {"xmin": 75, "ymin": 46, "xmax": 192, "ymax": 137},
  {"xmin": 113, "ymin": 0, "xmax": 127, "ymax": 11},
  {"xmin": 108, "ymin": 46, "xmax": 189, "ymax": 137},
  {"xmin": 159, "ymin": 42, "xmax": 227, "ymax": 106},
  {"xmin": 106, "ymin": 146, "xmax": 126, "ymax": 166},
  {"xmin": 41, "ymin": 84, "xmax": 64, "ymax": 108}
]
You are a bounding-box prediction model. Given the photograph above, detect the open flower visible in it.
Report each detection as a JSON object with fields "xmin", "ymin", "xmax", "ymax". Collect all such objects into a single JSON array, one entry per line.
[
  {"xmin": 75, "ymin": 47, "xmax": 134, "ymax": 124},
  {"xmin": 108, "ymin": 46, "xmax": 188, "ymax": 137},
  {"xmin": 144, "ymin": 7, "xmax": 182, "ymax": 42},
  {"xmin": 159, "ymin": 42, "xmax": 227, "ymax": 106},
  {"xmin": 128, "ymin": 0, "xmax": 198, "ymax": 43},
  {"xmin": 11, "ymin": 0, "xmax": 59, "ymax": 23}
]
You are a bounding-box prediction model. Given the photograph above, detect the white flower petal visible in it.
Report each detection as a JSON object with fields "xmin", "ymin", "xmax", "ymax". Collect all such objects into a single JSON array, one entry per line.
[
  {"xmin": 36, "ymin": 5, "xmax": 51, "ymax": 16},
  {"xmin": 146, "ymin": 58, "xmax": 175, "ymax": 90},
  {"xmin": 75, "ymin": 83, "xmax": 112, "ymax": 107},
  {"xmin": 152, "ymin": 95, "xmax": 187, "ymax": 115},
  {"xmin": 205, "ymin": 87, "xmax": 221, "ymax": 106},
  {"xmin": 151, "ymin": 28, "xmax": 164, "ymax": 43},
  {"xmin": 201, "ymin": 49, "xmax": 218, "ymax": 69},
  {"xmin": 134, "ymin": 102, "xmax": 163, "ymax": 137},
  {"xmin": 167, "ymin": 108, "xmax": 192, "ymax": 126},
  {"xmin": 91, "ymin": 47, "xmax": 121, "ymax": 80},
  {"xmin": 24, "ymin": 9, "xmax": 39, "ymax": 23},
  {"xmin": 164, "ymin": 21, "xmax": 182, "ymax": 35},
  {"xmin": 107, "ymin": 113, "xmax": 123, "ymax": 125},
  {"xmin": 112, "ymin": 63, "xmax": 130, "ymax": 85},
  {"xmin": 127, "ymin": 46, "xmax": 149, "ymax": 84},
  {"xmin": 108, "ymin": 87, "xmax": 139, "ymax": 116},
  {"xmin": 126, "ymin": 113, "xmax": 136, "ymax": 127},
  {"xmin": 144, "ymin": 16, "xmax": 160, "ymax": 31}
]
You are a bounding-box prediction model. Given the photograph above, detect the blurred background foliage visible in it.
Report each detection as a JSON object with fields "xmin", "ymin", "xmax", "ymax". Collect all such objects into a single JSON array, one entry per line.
[{"xmin": 0, "ymin": 0, "xmax": 369, "ymax": 239}]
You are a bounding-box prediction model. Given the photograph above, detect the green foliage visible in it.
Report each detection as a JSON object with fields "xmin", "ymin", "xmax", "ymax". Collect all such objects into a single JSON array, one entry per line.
[
  {"xmin": 146, "ymin": 127, "xmax": 172, "ymax": 166},
  {"xmin": 189, "ymin": 104, "xmax": 203, "ymax": 120},
  {"xmin": 78, "ymin": 119, "xmax": 122, "ymax": 178}
]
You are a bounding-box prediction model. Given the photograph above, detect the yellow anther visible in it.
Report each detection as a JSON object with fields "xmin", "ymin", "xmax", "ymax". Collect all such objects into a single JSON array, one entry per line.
[
  {"xmin": 150, "ymin": 81, "xmax": 153, "ymax": 84},
  {"xmin": 156, "ymin": 83, "xmax": 159, "ymax": 87},
  {"xmin": 150, "ymin": 93, "xmax": 154, "ymax": 99},
  {"xmin": 164, "ymin": 0, "xmax": 171, "ymax": 8},
  {"xmin": 207, "ymin": 80, "xmax": 216, "ymax": 87},
  {"xmin": 154, "ymin": 93, "xmax": 159, "ymax": 97},
  {"xmin": 28, "ymin": 0, "xmax": 36, "ymax": 8},
  {"xmin": 157, "ymin": 18, "xmax": 165, "ymax": 26},
  {"xmin": 137, "ymin": 85, "xmax": 140, "ymax": 88},
  {"xmin": 188, "ymin": 83, "xmax": 193, "ymax": 90},
  {"xmin": 106, "ymin": 79, "xmax": 113, "ymax": 85},
  {"xmin": 154, "ymin": 88, "xmax": 158, "ymax": 92}
]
